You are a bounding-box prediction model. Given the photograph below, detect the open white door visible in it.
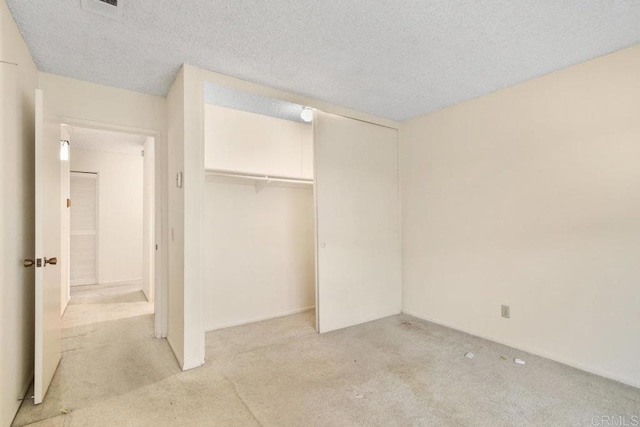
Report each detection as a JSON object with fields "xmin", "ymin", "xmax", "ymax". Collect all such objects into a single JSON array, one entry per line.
[
  {"xmin": 314, "ymin": 111, "xmax": 401, "ymax": 333},
  {"xmin": 33, "ymin": 89, "xmax": 62, "ymax": 404}
]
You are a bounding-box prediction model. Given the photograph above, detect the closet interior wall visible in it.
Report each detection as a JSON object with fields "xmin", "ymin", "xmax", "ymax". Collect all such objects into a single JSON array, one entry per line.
[{"xmin": 203, "ymin": 103, "xmax": 316, "ymax": 331}]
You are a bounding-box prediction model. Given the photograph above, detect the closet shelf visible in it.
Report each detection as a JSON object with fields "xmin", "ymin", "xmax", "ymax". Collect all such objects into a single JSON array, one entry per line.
[{"xmin": 205, "ymin": 169, "xmax": 313, "ymax": 191}]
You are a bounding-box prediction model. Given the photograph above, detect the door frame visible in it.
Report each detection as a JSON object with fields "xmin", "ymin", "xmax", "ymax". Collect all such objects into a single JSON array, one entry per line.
[
  {"xmin": 59, "ymin": 117, "xmax": 167, "ymax": 339},
  {"xmin": 69, "ymin": 171, "xmax": 99, "ymax": 286}
]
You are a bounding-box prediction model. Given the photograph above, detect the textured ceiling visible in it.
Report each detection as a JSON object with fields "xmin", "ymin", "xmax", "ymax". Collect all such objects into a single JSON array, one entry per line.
[
  {"xmin": 205, "ymin": 82, "xmax": 310, "ymax": 124},
  {"xmin": 66, "ymin": 126, "xmax": 147, "ymax": 155},
  {"xmin": 8, "ymin": 1, "xmax": 640, "ymax": 121}
]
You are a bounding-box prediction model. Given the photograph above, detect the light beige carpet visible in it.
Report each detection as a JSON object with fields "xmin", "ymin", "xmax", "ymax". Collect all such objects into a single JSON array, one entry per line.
[{"xmin": 13, "ymin": 283, "xmax": 640, "ymax": 426}]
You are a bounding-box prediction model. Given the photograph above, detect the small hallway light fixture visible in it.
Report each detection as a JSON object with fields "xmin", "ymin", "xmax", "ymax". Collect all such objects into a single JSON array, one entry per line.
[
  {"xmin": 60, "ymin": 140, "xmax": 70, "ymax": 161},
  {"xmin": 300, "ymin": 106, "xmax": 313, "ymax": 123}
]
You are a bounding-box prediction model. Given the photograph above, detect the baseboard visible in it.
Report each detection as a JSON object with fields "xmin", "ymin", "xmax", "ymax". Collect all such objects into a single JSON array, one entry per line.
[
  {"xmin": 166, "ymin": 336, "xmax": 204, "ymax": 371},
  {"xmin": 98, "ymin": 278, "xmax": 143, "ymax": 287},
  {"xmin": 166, "ymin": 336, "xmax": 184, "ymax": 370},
  {"xmin": 62, "ymin": 295, "xmax": 71, "ymax": 315},
  {"xmin": 20, "ymin": 371, "xmax": 33, "ymax": 399},
  {"xmin": 182, "ymin": 358, "xmax": 205, "ymax": 371},
  {"xmin": 9, "ymin": 371, "xmax": 34, "ymax": 426},
  {"xmin": 205, "ymin": 306, "xmax": 315, "ymax": 332},
  {"xmin": 70, "ymin": 278, "xmax": 143, "ymax": 288},
  {"xmin": 70, "ymin": 278, "xmax": 97, "ymax": 286},
  {"xmin": 402, "ymin": 309, "xmax": 640, "ymax": 390}
]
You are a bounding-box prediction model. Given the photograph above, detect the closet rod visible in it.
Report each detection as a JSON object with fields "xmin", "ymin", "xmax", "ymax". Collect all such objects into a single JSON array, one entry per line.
[{"xmin": 205, "ymin": 169, "xmax": 313, "ymax": 185}]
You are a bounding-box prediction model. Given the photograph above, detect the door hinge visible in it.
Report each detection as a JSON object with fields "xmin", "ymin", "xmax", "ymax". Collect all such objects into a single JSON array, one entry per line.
[{"xmin": 67, "ymin": 198, "xmax": 71, "ymax": 208}]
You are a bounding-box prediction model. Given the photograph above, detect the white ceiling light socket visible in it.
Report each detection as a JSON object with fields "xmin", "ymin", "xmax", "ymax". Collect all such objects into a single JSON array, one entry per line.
[
  {"xmin": 81, "ymin": 0, "xmax": 123, "ymax": 20},
  {"xmin": 300, "ymin": 107, "xmax": 313, "ymax": 123}
]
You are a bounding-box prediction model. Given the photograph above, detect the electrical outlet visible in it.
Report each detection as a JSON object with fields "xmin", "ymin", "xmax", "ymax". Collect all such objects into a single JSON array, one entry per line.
[{"xmin": 501, "ymin": 305, "xmax": 510, "ymax": 319}]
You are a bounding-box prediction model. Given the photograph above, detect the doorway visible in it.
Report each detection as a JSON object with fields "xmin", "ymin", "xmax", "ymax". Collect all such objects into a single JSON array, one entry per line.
[{"xmin": 60, "ymin": 125, "xmax": 156, "ymax": 313}]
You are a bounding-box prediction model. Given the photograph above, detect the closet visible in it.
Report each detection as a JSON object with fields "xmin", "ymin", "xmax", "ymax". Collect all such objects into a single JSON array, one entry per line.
[
  {"xmin": 201, "ymin": 80, "xmax": 402, "ymax": 336},
  {"xmin": 202, "ymin": 83, "xmax": 316, "ymax": 331}
]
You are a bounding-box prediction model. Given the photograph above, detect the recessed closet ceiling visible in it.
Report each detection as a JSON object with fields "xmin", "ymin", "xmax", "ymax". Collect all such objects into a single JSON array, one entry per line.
[
  {"xmin": 66, "ymin": 126, "xmax": 147, "ymax": 155},
  {"xmin": 7, "ymin": 1, "xmax": 640, "ymax": 121},
  {"xmin": 205, "ymin": 82, "xmax": 310, "ymax": 124}
]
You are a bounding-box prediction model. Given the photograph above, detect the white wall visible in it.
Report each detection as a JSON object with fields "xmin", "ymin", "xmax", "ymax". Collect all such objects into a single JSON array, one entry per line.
[
  {"xmin": 205, "ymin": 104, "xmax": 313, "ymax": 178},
  {"xmin": 0, "ymin": 0, "xmax": 38, "ymax": 424},
  {"xmin": 400, "ymin": 45, "xmax": 640, "ymax": 388},
  {"xmin": 166, "ymin": 67, "xmax": 186, "ymax": 367},
  {"xmin": 203, "ymin": 181, "xmax": 315, "ymax": 330},
  {"xmin": 37, "ymin": 72, "xmax": 169, "ymax": 339},
  {"xmin": 60, "ymin": 127, "xmax": 71, "ymax": 312},
  {"xmin": 71, "ymin": 148, "xmax": 144, "ymax": 285},
  {"xmin": 165, "ymin": 64, "xmax": 206, "ymax": 371},
  {"xmin": 182, "ymin": 65, "xmax": 206, "ymax": 370},
  {"xmin": 142, "ymin": 136, "xmax": 155, "ymax": 301}
]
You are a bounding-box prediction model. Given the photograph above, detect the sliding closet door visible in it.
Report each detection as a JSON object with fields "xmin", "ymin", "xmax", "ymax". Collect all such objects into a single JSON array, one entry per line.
[{"xmin": 314, "ymin": 111, "xmax": 401, "ymax": 333}]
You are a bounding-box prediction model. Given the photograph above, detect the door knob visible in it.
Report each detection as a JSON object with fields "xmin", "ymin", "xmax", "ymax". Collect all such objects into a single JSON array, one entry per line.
[
  {"xmin": 44, "ymin": 257, "xmax": 58, "ymax": 266},
  {"xmin": 24, "ymin": 259, "xmax": 35, "ymax": 268}
]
